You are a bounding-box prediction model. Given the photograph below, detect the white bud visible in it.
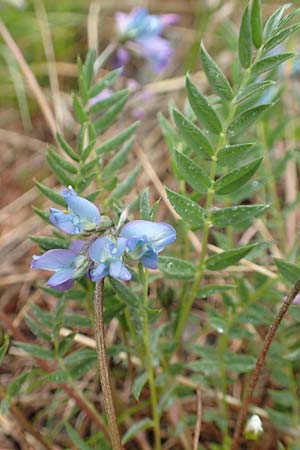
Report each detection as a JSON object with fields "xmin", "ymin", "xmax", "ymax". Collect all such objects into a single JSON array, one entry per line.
[{"xmin": 244, "ymin": 415, "xmax": 263, "ymax": 440}]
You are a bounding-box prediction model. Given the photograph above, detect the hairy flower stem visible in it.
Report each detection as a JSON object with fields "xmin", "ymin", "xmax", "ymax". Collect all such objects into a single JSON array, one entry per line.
[
  {"xmin": 140, "ymin": 265, "xmax": 162, "ymax": 450},
  {"xmin": 230, "ymin": 280, "xmax": 300, "ymax": 450},
  {"xmin": 94, "ymin": 280, "xmax": 123, "ymax": 450}
]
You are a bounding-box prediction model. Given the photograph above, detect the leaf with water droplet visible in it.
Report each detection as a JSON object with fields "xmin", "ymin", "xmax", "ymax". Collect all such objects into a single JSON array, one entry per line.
[
  {"xmin": 215, "ymin": 158, "xmax": 263, "ymax": 195},
  {"xmin": 158, "ymin": 256, "xmax": 195, "ymax": 279},
  {"xmin": 206, "ymin": 243, "xmax": 259, "ymax": 270},
  {"xmin": 166, "ymin": 187, "xmax": 206, "ymax": 229},
  {"xmin": 211, "ymin": 204, "xmax": 268, "ymax": 227}
]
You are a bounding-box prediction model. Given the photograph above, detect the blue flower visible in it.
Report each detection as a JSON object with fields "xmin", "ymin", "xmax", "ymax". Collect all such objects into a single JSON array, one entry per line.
[
  {"xmin": 114, "ymin": 8, "xmax": 179, "ymax": 72},
  {"xmin": 89, "ymin": 237, "xmax": 131, "ymax": 282},
  {"xmin": 120, "ymin": 220, "xmax": 176, "ymax": 269},
  {"xmin": 49, "ymin": 186, "xmax": 101, "ymax": 235},
  {"xmin": 31, "ymin": 240, "xmax": 87, "ymax": 291}
]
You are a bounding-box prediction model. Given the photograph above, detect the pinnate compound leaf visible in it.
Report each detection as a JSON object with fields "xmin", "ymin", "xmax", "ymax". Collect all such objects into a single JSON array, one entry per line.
[
  {"xmin": 251, "ymin": 52, "xmax": 294, "ymax": 77},
  {"xmin": 239, "ymin": 5, "xmax": 252, "ymax": 68},
  {"xmin": 186, "ymin": 75, "xmax": 222, "ymax": 135},
  {"xmin": 200, "ymin": 43, "xmax": 233, "ymax": 100},
  {"xmin": 211, "ymin": 204, "xmax": 268, "ymax": 227},
  {"xmin": 166, "ymin": 187, "xmax": 206, "ymax": 228},
  {"xmin": 132, "ymin": 372, "xmax": 148, "ymax": 401},
  {"xmin": 158, "ymin": 256, "xmax": 195, "ymax": 280},
  {"xmin": 215, "ymin": 158, "xmax": 263, "ymax": 195},
  {"xmin": 274, "ymin": 258, "xmax": 300, "ymax": 284},
  {"xmin": 227, "ymin": 105, "xmax": 271, "ymax": 137},
  {"xmin": 73, "ymin": 95, "xmax": 88, "ymax": 123},
  {"xmin": 251, "ymin": 0, "xmax": 263, "ymax": 48},
  {"xmin": 206, "ymin": 243, "xmax": 258, "ymax": 270},
  {"xmin": 47, "ymin": 148, "xmax": 77, "ymax": 174},
  {"xmin": 139, "ymin": 188, "xmax": 151, "ymax": 221},
  {"xmin": 122, "ymin": 419, "xmax": 154, "ymax": 445},
  {"xmin": 174, "ymin": 150, "xmax": 211, "ymax": 194},
  {"xmin": 172, "ymin": 108, "xmax": 213, "ymax": 157}
]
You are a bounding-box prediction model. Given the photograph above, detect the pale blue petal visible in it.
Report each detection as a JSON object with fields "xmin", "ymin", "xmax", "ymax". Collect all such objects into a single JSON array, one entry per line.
[
  {"xmin": 53, "ymin": 279, "xmax": 74, "ymax": 291},
  {"xmin": 121, "ymin": 220, "xmax": 176, "ymax": 251},
  {"xmin": 114, "ymin": 238, "xmax": 127, "ymax": 257},
  {"xmin": 49, "ymin": 208, "xmax": 77, "ymax": 234},
  {"xmin": 137, "ymin": 37, "xmax": 173, "ymax": 72},
  {"xmin": 140, "ymin": 250, "xmax": 158, "ymax": 269},
  {"xmin": 90, "ymin": 263, "xmax": 109, "ymax": 281},
  {"xmin": 109, "ymin": 261, "xmax": 132, "ymax": 281},
  {"xmin": 62, "ymin": 188, "xmax": 101, "ymax": 225},
  {"xmin": 31, "ymin": 249, "xmax": 75, "ymax": 271},
  {"xmin": 69, "ymin": 240, "xmax": 86, "ymax": 255},
  {"xmin": 88, "ymin": 237, "xmax": 114, "ymax": 263},
  {"xmin": 47, "ymin": 268, "xmax": 75, "ymax": 287}
]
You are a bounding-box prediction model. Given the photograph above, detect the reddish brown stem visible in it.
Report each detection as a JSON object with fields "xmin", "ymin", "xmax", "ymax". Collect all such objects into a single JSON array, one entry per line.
[
  {"xmin": 94, "ymin": 280, "xmax": 123, "ymax": 450},
  {"xmin": 230, "ymin": 280, "xmax": 300, "ymax": 450}
]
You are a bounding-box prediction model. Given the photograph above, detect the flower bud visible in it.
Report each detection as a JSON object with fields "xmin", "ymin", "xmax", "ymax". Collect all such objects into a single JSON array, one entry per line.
[{"xmin": 244, "ymin": 414, "xmax": 263, "ymax": 440}]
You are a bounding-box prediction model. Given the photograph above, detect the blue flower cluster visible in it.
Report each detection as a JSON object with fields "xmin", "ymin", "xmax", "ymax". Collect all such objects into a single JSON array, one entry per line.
[
  {"xmin": 31, "ymin": 187, "xmax": 176, "ymax": 290},
  {"xmin": 114, "ymin": 8, "xmax": 179, "ymax": 72}
]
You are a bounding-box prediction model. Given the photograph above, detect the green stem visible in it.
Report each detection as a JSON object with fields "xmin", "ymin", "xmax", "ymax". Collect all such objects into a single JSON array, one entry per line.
[
  {"xmin": 140, "ymin": 265, "xmax": 162, "ymax": 450},
  {"xmin": 94, "ymin": 280, "xmax": 123, "ymax": 450}
]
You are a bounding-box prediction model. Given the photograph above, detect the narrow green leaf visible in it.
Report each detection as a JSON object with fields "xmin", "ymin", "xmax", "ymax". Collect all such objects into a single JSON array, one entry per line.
[
  {"xmin": 88, "ymin": 67, "xmax": 122, "ymax": 99},
  {"xmin": 274, "ymin": 258, "xmax": 300, "ymax": 284},
  {"xmin": 139, "ymin": 188, "xmax": 151, "ymax": 221},
  {"xmin": 109, "ymin": 277, "xmax": 141, "ymax": 309},
  {"xmin": 218, "ymin": 143, "xmax": 255, "ymax": 167},
  {"xmin": 84, "ymin": 48, "xmax": 96, "ymax": 88},
  {"xmin": 94, "ymin": 94, "xmax": 129, "ymax": 133},
  {"xmin": 174, "ymin": 150, "xmax": 211, "ymax": 194},
  {"xmin": 172, "ymin": 108, "xmax": 213, "ymax": 157},
  {"xmin": 80, "ymin": 158, "xmax": 99, "ymax": 176},
  {"xmin": 166, "ymin": 187, "xmax": 206, "ymax": 229},
  {"xmin": 96, "ymin": 121, "xmax": 139, "ymax": 155},
  {"xmin": 47, "ymin": 148, "xmax": 77, "ymax": 174},
  {"xmin": 234, "ymin": 81, "xmax": 275, "ymax": 104},
  {"xmin": 132, "ymin": 372, "xmax": 148, "ymax": 401},
  {"xmin": 239, "ymin": 5, "xmax": 252, "ymax": 68},
  {"xmin": 224, "ymin": 351, "xmax": 255, "ymax": 372},
  {"xmin": 102, "ymin": 136, "xmax": 135, "ymax": 180},
  {"xmin": 7, "ymin": 372, "xmax": 31, "ymax": 398},
  {"xmin": 227, "ymin": 104, "xmax": 272, "ymax": 137},
  {"xmin": 73, "ymin": 95, "xmax": 88, "ymax": 124},
  {"xmin": 30, "ymin": 304, "xmax": 52, "ymax": 328},
  {"xmin": 89, "ymin": 89, "xmax": 128, "ymax": 114},
  {"xmin": 211, "ymin": 204, "xmax": 268, "ymax": 227},
  {"xmin": 263, "ymin": 4, "xmax": 292, "ymax": 41},
  {"xmin": 0, "ymin": 335, "xmax": 9, "ymax": 365},
  {"xmin": 108, "ymin": 166, "xmax": 140, "ymax": 202},
  {"xmin": 64, "ymin": 348, "xmax": 96, "ymax": 366},
  {"xmin": 33, "ymin": 207, "xmax": 49, "ymax": 222},
  {"xmin": 200, "ymin": 43, "xmax": 233, "ymax": 100},
  {"xmin": 215, "ymin": 158, "xmax": 263, "ymax": 195},
  {"xmin": 46, "ymin": 152, "xmax": 74, "ymax": 187},
  {"xmin": 65, "ymin": 422, "xmax": 92, "ymax": 450},
  {"xmin": 15, "ymin": 342, "xmax": 54, "ymax": 360},
  {"xmin": 158, "ymin": 112, "xmax": 180, "ymax": 151},
  {"xmin": 81, "ymin": 140, "xmax": 96, "ymax": 161},
  {"xmin": 276, "ymin": 9, "xmax": 300, "ymax": 32},
  {"xmin": 158, "ymin": 256, "xmax": 195, "ymax": 280},
  {"xmin": 263, "ymin": 25, "xmax": 300, "ymax": 52},
  {"xmin": 24, "ymin": 315, "xmax": 51, "ymax": 341},
  {"xmin": 77, "ymin": 173, "xmax": 97, "ymax": 192},
  {"xmin": 121, "ymin": 418, "xmax": 153, "ymax": 445},
  {"xmin": 35, "ymin": 180, "xmax": 66, "ymax": 207},
  {"xmin": 198, "ymin": 284, "xmax": 236, "ymax": 297},
  {"xmin": 56, "ymin": 132, "xmax": 79, "ymax": 162},
  {"xmin": 206, "ymin": 243, "xmax": 258, "ymax": 270},
  {"xmin": 186, "ymin": 75, "xmax": 223, "ymax": 135},
  {"xmin": 251, "ymin": 0, "xmax": 263, "ymax": 48},
  {"xmin": 251, "ymin": 52, "xmax": 294, "ymax": 77}
]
